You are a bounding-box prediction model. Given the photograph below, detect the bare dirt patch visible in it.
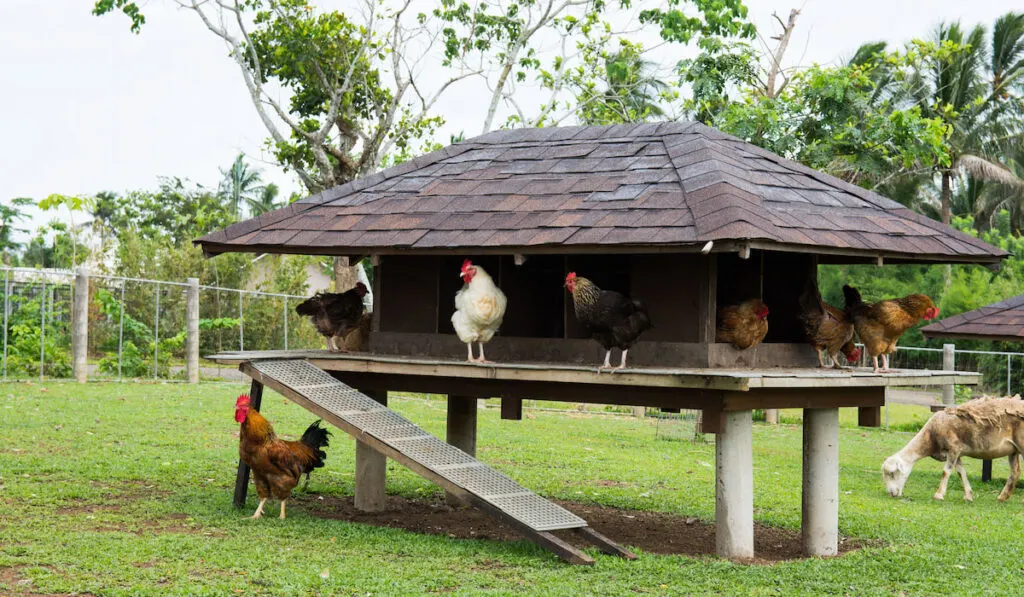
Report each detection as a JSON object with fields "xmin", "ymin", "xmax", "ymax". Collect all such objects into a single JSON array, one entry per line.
[
  {"xmin": 296, "ymin": 495, "xmax": 870, "ymax": 563},
  {"xmin": 0, "ymin": 565, "xmax": 97, "ymax": 597}
]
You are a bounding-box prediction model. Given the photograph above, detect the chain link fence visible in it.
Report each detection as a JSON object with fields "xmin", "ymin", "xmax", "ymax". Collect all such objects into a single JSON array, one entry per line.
[{"xmin": 1, "ymin": 266, "xmax": 321, "ymax": 382}]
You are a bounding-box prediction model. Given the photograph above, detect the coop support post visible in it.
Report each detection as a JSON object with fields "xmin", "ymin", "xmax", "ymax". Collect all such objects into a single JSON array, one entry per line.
[
  {"xmin": 186, "ymin": 278, "xmax": 199, "ymax": 384},
  {"xmin": 715, "ymin": 410, "xmax": 754, "ymax": 559},
  {"xmin": 802, "ymin": 407, "xmax": 839, "ymax": 556},
  {"xmin": 72, "ymin": 267, "xmax": 89, "ymax": 383},
  {"xmin": 355, "ymin": 390, "xmax": 388, "ymax": 512},
  {"xmin": 446, "ymin": 395, "xmax": 478, "ymax": 506},
  {"xmin": 764, "ymin": 409, "xmax": 778, "ymax": 424},
  {"xmin": 233, "ymin": 379, "xmax": 263, "ymax": 508}
]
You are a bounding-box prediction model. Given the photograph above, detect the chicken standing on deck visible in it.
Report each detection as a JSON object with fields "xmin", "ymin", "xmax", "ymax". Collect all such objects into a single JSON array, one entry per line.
[
  {"xmin": 797, "ymin": 277, "xmax": 862, "ymax": 368},
  {"xmin": 716, "ymin": 299, "xmax": 769, "ymax": 350},
  {"xmin": 295, "ymin": 283, "xmax": 368, "ymax": 352},
  {"xmin": 565, "ymin": 273, "xmax": 652, "ymax": 371},
  {"xmin": 451, "ymin": 260, "xmax": 507, "ymax": 363},
  {"xmin": 843, "ymin": 285, "xmax": 939, "ymax": 373}
]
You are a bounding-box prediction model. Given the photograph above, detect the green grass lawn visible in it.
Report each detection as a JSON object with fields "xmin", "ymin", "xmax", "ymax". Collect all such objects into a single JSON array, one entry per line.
[{"xmin": 1, "ymin": 383, "xmax": 1022, "ymax": 596}]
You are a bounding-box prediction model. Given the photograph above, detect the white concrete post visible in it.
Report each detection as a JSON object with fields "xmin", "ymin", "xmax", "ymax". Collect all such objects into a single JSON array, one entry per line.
[
  {"xmin": 72, "ymin": 267, "xmax": 89, "ymax": 383},
  {"xmin": 942, "ymin": 344, "xmax": 955, "ymax": 406},
  {"xmin": 802, "ymin": 408, "xmax": 839, "ymax": 556},
  {"xmin": 715, "ymin": 410, "xmax": 754, "ymax": 559},
  {"xmin": 764, "ymin": 409, "xmax": 778, "ymax": 424},
  {"xmin": 185, "ymin": 278, "xmax": 200, "ymax": 384}
]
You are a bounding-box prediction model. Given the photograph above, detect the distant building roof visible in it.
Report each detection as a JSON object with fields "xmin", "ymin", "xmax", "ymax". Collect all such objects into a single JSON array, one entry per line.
[
  {"xmin": 923, "ymin": 294, "xmax": 1024, "ymax": 343},
  {"xmin": 196, "ymin": 122, "xmax": 1005, "ymax": 264}
]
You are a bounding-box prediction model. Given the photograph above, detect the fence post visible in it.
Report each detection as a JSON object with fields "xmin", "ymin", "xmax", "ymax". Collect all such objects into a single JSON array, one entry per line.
[
  {"xmin": 2, "ymin": 268, "xmax": 8, "ymax": 381},
  {"xmin": 153, "ymin": 284, "xmax": 160, "ymax": 380},
  {"xmin": 942, "ymin": 344, "xmax": 955, "ymax": 406},
  {"xmin": 186, "ymin": 278, "xmax": 200, "ymax": 384},
  {"xmin": 238, "ymin": 292, "xmax": 244, "ymax": 352},
  {"xmin": 72, "ymin": 268, "xmax": 89, "ymax": 383}
]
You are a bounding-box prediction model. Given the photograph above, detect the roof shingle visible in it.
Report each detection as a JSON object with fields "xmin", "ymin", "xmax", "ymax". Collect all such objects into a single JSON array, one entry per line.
[{"xmin": 196, "ymin": 122, "xmax": 1006, "ymax": 262}]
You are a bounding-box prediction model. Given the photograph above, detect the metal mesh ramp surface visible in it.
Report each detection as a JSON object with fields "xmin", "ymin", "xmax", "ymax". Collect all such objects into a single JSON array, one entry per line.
[{"xmin": 249, "ymin": 359, "xmax": 587, "ymax": 532}]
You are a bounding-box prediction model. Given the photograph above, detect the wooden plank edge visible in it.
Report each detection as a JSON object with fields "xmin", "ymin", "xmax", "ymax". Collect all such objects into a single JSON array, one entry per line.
[{"xmin": 574, "ymin": 526, "xmax": 637, "ymax": 560}]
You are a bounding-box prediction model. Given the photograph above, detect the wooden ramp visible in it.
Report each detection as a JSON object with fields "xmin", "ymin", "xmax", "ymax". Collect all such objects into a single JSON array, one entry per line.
[{"xmin": 241, "ymin": 358, "xmax": 635, "ymax": 565}]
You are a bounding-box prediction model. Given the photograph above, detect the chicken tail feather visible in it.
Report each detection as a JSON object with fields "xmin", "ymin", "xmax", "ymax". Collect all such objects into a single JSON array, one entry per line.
[
  {"xmin": 842, "ymin": 285, "xmax": 864, "ymax": 310},
  {"xmin": 300, "ymin": 420, "xmax": 331, "ymax": 469}
]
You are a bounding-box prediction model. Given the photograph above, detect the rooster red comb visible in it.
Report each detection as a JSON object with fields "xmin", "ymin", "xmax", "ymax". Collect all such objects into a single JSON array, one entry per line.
[
  {"xmin": 565, "ymin": 272, "xmax": 577, "ymax": 283},
  {"xmin": 236, "ymin": 394, "xmax": 251, "ymax": 407},
  {"xmin": 461, "ymin": 259, "xmax": 473, "ymax": 272}
]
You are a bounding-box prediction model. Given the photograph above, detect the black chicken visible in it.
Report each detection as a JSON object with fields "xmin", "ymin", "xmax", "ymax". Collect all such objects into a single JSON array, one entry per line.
[
  {"xmin": 565, "ymin": 272, "xmax": 652, "ymax": 371},
  {"xmin": 295, "ymin": 282, "xmax": 368, "ymax": 352}
]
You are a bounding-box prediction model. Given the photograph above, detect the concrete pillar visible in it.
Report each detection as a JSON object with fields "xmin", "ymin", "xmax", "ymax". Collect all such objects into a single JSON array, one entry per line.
[
  {"xmin": 185, "ymin": 278, "xmax": 199, "ymax": 384},
  {"xmin": 72, "ymin": 267, "xmax": 89, "ymax": 383},
  {"xmin": 355, "ymin": 390, "xmax": 388, "ymax": 512},
  {"xmin": 764, "ymin": 409, "xmax": 778, "ymax": 424},
  {"xmin": 446, "ymin": 395, "xmax": 478, "ymax": 506},
  {"xmin": 942, "ymin": 344, "xmax": 955, "ymax": 406},
  {"xmin": 802, "ymin": 408, "xmax": 839, "ymax": 556},
  {"xmin": 715, "ymin": 410, "xmax": 754, "ymax": 559}
]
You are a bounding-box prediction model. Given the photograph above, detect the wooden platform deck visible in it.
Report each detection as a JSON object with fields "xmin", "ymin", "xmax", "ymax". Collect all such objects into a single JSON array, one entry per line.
[{"xmin": 207, "ymin": 349, "xmax": 980, "ymax": 391}]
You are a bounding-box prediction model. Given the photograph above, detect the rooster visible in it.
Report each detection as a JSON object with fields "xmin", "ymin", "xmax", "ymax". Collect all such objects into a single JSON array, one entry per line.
[
  {"xmin": 452, "ymin": 259, "xmax": 507, "ymax": 362},
  {"xmin": 716, "ymin": 299, "xmax": 769, "ymax": 350},
  {"xmin": 234, "ymin": 394, "xmax": 331, "ymax": 519},
  {"xmin": 295, "ymin": 282, "xmax": 368, "ymax": 352},
  {"xmin": 843, "ymin": 285, "xmax": 939, "ymax": 373},
  {"xmin": 565, "ymin": 272, "xmax": 652, "ymax": 371},
  {"xmin": 798, "ymin": 277, "xmax": 862, "ymax": 368}
]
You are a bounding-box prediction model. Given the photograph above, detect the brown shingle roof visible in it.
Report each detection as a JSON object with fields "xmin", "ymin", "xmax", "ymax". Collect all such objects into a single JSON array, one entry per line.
[
  {"xmin": 922, "ymin": 295, "xmax": 1024, "ymax": 342},
  {"xmin": 196, "ymin": 122, "xmax": 1006, "ymax": 263}
]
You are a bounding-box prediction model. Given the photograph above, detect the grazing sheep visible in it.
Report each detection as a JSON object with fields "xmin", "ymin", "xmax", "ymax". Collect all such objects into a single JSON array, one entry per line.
[{"xmin": 882, "ymin": 396, "xmax": 1024, "ymax": 502}]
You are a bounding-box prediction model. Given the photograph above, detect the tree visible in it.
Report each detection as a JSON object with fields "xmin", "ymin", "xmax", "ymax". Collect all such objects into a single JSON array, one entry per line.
[
  {"xmin": 37, "ymin": 194, "xmax": 95, "ymax": 268},
  {"xmin": 219, "ymin": 154, "xmax": 265, "ymax": 217},
  {"xmin": 0, "ymin": 197, "xmax": 34, "ymax": 265},
  {"xmin": 576, "ymin": 43, "xmax": 669, "ymax": 125},
  {"xmin": 246, "ymin": 183, "xmax": 281, "ymax": 216},
  {"xmin": 908, "ymin": 14, "xmax": 1024, "ymax": 225}
]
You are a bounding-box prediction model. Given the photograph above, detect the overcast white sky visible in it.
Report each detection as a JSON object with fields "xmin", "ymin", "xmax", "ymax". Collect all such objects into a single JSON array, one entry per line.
[{"xmin": 1, "ymin": 0, "xmax": 1019, "ymax": 241}]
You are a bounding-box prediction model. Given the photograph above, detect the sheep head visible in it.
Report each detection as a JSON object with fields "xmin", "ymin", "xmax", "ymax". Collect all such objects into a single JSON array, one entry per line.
[{"xmin": 882, "ymin": 454, "xmax": 913, "ymax": 497}]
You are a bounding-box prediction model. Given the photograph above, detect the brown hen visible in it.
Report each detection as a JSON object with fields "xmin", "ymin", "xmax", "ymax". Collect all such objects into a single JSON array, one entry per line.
[{"xmin": 716, "ymin": 298, "xmax": 769, "ymax": 350}]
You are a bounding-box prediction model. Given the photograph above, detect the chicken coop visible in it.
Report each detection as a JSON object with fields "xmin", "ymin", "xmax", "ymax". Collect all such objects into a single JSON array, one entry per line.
[{"xmin": 199, "ymin": 122, "xmax": 1003, "ymax": 562}]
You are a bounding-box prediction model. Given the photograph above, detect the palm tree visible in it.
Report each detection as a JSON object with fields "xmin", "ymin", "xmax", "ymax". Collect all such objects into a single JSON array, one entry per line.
[
  {"xmin": 910, "ymin": 14, "xmax": 1024, "ymax": 225},
  {"xmin": 581, "ymin": 48, "xmax": 668, "ymax": 124},
  {"xmin": 219, "ymin": 154, "xmax": 266, "ymax": 217},
  {"xmin": 245, "ymin": 183, "xmax": 281, "ymax": 216}
]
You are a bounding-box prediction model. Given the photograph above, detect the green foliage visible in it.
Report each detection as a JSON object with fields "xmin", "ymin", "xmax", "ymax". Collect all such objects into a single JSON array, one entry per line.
[
  {"xmin": 638, "ymin": 0, "xmax": 755, "ymax": 44},
  {"xmin": 98, "ymin": 340, "xmax": 148, "ymax": 377},
  {"xmin": 711, "ymin": 45, "xmax": 954, "ymax": 190},
  {"xmin": 91, "ymin": 0, "xmax": 145, "ymax": 33},
  {"xmin": 0, "ymin": 197, "xmax": 34, "ymax": 263},
  {"xmin": 1, "ymin": 295, "xmax": 72, "ymax": 378}
]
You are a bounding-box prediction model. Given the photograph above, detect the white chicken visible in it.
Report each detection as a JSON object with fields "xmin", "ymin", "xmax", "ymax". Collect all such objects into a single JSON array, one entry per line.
[{"xmin": 451, "ymin": 259, "xmax": 507, "ymax": 363}]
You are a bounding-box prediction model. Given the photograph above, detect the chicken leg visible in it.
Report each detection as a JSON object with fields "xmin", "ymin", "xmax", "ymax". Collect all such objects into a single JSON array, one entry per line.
[
  {"xmin": 615, "ymin": 349, "xmax": 629, "ymax": 371},
  {"xmin": 596, "ymin": 350, "xmax": 613, "ymax": 374},
  {"xmin": 251, "ymin": 498, "xmax": 267, "ymax": 519},
  {"xmin": 816, "ymin": 349, "xmax": 827, "ymax": 369},
  {"xmin": 476, "ymin": 342, "xmax": 491, "ymax": 363},
  {"xmin": 465, "ymin": 342, "xmax": 474, "ymax": 362},
  {"xmin": 280, "ymin": 500, "xmax": 287, "ymax": 519}
]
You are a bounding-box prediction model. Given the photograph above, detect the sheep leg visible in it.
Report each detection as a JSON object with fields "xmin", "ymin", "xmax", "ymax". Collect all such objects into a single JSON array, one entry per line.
[
  {"xmin": 1000, "ymin": 453, "xmax": 1021, "ymax": 502},
  {"xmin": 934, "ymin": 458, "xmax": 956, "ymax": 500},
  {"xmin": 955, "ymin": 460, "xmax": 973, "ymax": 502}
]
